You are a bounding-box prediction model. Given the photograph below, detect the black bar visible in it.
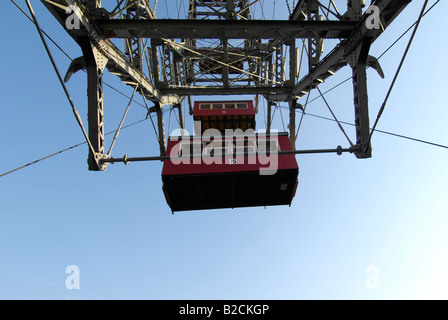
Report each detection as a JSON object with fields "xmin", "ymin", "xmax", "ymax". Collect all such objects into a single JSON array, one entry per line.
[{"xmin": 103, "ymin": 300, "xmax": 388, "ymax": 318}]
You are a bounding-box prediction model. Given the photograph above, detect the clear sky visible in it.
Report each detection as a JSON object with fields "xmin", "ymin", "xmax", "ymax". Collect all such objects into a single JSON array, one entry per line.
[{"xmin": 1, "ymin": 0, "xmax": 447, "ymax": 300}]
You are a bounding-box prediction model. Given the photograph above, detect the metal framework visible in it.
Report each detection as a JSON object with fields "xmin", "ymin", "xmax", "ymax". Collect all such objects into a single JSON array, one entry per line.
[{"xmin": 41, "ymin": 0, "xmax": 411, "ymax": 170}]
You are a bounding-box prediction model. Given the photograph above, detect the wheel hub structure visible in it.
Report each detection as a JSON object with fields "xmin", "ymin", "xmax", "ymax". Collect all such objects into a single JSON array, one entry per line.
[{"xmin": 41, "ymin": 0, "xmax": 412, "ymax": 170}]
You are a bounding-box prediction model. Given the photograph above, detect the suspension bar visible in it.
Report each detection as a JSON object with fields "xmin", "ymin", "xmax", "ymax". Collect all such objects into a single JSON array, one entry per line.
[{"xmin": 102, "ymin": 145, "xmax": 356, "ymax": 164}]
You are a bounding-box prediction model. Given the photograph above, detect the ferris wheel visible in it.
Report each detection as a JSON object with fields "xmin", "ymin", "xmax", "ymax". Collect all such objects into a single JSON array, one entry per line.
[{"xmin": 9, "ymin": 0, "xmax": 430, "ymax": 211}]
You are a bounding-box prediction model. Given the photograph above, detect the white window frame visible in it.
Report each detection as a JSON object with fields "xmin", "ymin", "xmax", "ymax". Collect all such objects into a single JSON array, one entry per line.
[{"xmin": 236, "ymin": 102, "xmax": 248, "ymax": 109}]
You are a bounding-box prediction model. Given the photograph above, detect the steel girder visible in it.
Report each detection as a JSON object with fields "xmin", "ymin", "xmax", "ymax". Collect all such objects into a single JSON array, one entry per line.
[
  {"xmin": 291, "ymin": 0, "xmax": 411, "ymax": 157},
  {"xmin": 97, "ymin": 19, "xmax": 356, "ymax": 39},
  {"xmin": 42, "ymin": 0, "xmax": 180, "ymax": 169},
  {"xmin": 41, "ymin": 0, "xmax": 180, "ymax": 104},
  {"xmin": 291, "ymin": 0, "xmax": 411, "ymax": 99}
]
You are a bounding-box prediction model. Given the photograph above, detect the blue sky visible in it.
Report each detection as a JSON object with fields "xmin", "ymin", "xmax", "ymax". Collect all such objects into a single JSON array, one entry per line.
[{"xmin": 1, "ymin": 0, "xmax": 447, "ymax": 300}]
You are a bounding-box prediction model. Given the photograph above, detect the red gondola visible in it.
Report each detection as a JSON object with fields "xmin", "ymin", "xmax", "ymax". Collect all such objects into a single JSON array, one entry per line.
[{"xmin": 161, "ymin": 100, "xmax": 299, "ymax": 212}]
